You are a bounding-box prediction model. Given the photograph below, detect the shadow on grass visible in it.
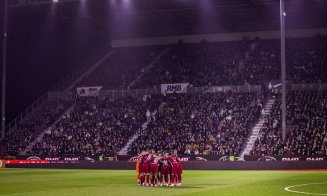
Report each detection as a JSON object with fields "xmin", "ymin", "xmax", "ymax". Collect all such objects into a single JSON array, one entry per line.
[
  {"xmin": 174, "ymin": 184, "xmax": 228, "ymax": 189},
  {"xmin": 190, "ymin": 183, "xmax": 229, "ymax": 186},
  {"xmin": 173, "ymin": 186, "xmax": 203, "ymax": 189}
]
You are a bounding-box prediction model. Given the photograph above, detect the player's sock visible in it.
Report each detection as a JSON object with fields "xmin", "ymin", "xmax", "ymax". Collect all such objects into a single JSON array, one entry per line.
[
  {"xmin": 170, "ymin": 174, "xmax": 174, "ymax": 185},
  {"xmin": 159, "ymin": 174, "xmax": 163, "ymax": 184},
  {"xmin": 146, "ymin": 174, "xmax": 150, "ymax": 184},
  {"xmin": 141, "ymin": 175, "xmax": 145, "ymax": 185},
  {"xmin": 178, "ymin": 174, "xmax": 182, "ymax": 184},
  {"xmin": 152, "ymin": 175, "xmax": 157, "ymax": 184},
  {"xmin": 154, "ymin": 175, "xmax": 158, "ymax": 185},
  {"xmin": 164, "ymin": 174, "xmax": 168, "ymax": 184}
]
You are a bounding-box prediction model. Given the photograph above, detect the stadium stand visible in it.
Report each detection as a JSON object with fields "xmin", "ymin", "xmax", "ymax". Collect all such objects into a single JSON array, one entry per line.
[
  {"xmin": 28, "ymin": 95, "xmax": 161, "ymax": 156},
  {"xmin": 133, "ymin": 36, "xmax": 327, "ymax": 88},
  {"xmin": 1, "ymin": 101, "xmax": 70, "ymax": 156},
  {"xmin": 128, "ymin": 93, "xmax": 264, "ymax": 156},
  {"xmin": 251, "ymin": 91, "xmax": 327, "ymax": 156},
  {"xmin": 133, "ymin": 41, "xmax": 247, "ymax": 88},
  {"xmin": 77, "ymin": 46, "xmax": 163, "ymax": 89},
  {"xmin": 1, "ymin": 36, "xmax": 327, "ymax": 157}
]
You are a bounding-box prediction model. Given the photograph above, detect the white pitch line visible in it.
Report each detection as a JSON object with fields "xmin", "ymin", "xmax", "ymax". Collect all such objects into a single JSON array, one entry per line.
[{"xmin": 284, "ymin": 182, "xmax": 327, "ymax": 195}]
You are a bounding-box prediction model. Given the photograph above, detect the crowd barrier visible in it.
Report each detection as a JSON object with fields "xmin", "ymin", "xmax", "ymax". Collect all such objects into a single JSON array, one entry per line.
[
  {"xmin": 3, "ymin": 154, "xmax": 327, "ymax": 170},
  {"xmin": 244, "ymin": 155, "xmax": 326, "ymax": 161},
  {"xmin": 6, "ymin": 154, "xmax": 326, "ymax": 162},
  {"xmin": 5, "ymin": 161, "xmax": 327, "ymax": 170}
]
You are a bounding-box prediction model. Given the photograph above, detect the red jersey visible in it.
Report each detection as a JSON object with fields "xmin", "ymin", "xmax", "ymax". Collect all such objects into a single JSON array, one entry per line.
[
  {"xmin": 159, "ymin": 157, "xmax": 169, "ymax": 166},
  {"xmin": 145, "ymin": 153, "xmax": 155, "ymax": 163},
  {"xmin": 139, "ymin": 153, "xmax": 149, "ymax": 164},
  {"xmin": 168, "ymin": 155, "xmax": 182, "ymax": 175},
  {"xmin": 167, "ymin": 155, "xmax": 180, "ymax": 165},
  {"xmin": 150, "ymin": 156, "xmax": 160, "ymax": 166}
]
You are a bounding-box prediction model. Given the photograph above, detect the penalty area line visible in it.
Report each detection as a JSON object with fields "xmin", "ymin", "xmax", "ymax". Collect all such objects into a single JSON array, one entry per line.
[{"xmin": 284, "ymin": 182, "xmax": 327, "ymax": 195}]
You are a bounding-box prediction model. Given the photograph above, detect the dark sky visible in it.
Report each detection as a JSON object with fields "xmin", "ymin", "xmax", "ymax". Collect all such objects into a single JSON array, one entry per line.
[
  {"xmin": 0, "ymin": 2, "xmax": 107, "ymax": 124},
  {"xmin": 0, "ymin": 0, "xmax": 5, "ymax": 125}
]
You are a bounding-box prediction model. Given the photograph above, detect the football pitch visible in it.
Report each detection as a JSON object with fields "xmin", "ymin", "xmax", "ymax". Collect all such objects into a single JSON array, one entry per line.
[{"xmin": 1, "ymin": 169, "xmax": 327, "ymax": 196}]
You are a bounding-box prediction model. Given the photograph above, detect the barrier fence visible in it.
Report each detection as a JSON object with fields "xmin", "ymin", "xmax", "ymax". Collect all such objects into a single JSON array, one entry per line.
[
  {"xmin": 3, "ymin": 155, "xmax": 327, "ymax": 170},
  {"xmin": 292, "ymin": 83, "xmax": 327, "ymax": 91},
  {"xmin": 99, "ymin": 85, "xmax": 263, "ymax": 98},
  {"xmin": 4, "ymin": 155, "xmax": 327, "ymax": 163}
]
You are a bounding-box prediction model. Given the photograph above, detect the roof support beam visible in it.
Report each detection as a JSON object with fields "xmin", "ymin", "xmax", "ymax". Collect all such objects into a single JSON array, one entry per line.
[{"xmin": 8, "ymin": 0, "xmax": 80, "ymax": 8}]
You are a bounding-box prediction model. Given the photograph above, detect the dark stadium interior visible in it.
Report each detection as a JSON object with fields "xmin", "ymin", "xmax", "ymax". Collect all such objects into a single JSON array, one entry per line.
[
  {"xmin": 2, "ymin": 1, "xmax": 327, "ymax": 195},
  {"xmin": 0, "ymin": 0, "xmax": 327, "ymax": 166},
  {"xmin": 2, "ymin": 0, "xmax": 327, "ymax": 122}
]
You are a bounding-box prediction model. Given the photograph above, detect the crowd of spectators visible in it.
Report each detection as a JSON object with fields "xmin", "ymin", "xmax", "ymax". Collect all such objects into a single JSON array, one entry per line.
[
  {"xmin": 29, "ymin": 95, "xmax": 161, "ymax": 156},
  {"xmin": 128, "ymin": 92, "xmax": 264, "ymax": 156},
  {"xmin": 2, "ymin": 36, "xmax": 327, "ymax": 158},
  {"xmin": 251, "ymin": 91, "xmax": 327, "ymax": 156},
  {"xmin": 134, "ymin": 36, "xmax": 327, "ymax": 88},
  {"xmin": 78, "ymin": 46, "xmax": 163, "ymax": 89},
  {"xmin": 246, "ymin": 36, "xmax": 327, "ymax": 84},
  {"xmin": 0, "ymin": 101, "xmax": 69, "ymax": 156},
  {"xmin": 134, "ymin": 40, "xmax": 248, "ymax": 88}
]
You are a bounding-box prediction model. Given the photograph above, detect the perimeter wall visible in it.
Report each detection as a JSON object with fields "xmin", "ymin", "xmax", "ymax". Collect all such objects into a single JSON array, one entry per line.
[{"xmin": 5, "ymin": 161, "xmax": 327, "ymax": 170}]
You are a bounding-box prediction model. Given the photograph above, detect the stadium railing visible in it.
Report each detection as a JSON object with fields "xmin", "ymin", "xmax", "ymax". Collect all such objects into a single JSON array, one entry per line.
[
  {"xmin": 4, "ymin": 93, "xmax": 48, "ymax": 135},
  {"xmin": 99, "ymin": 85, "xmax": 262, "ymax": 98},
  {"xmin": 3, "ymin": 44, "xmax": 111, "ymax": 137},
  {"xmin": 292, "ymin": 83, "xmax": 327, "ymax": 91}
]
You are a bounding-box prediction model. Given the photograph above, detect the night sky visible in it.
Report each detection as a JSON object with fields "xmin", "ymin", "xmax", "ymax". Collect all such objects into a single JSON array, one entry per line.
[{"xmin": 0, "ymin": 2, "xmax": 107, "ymax": 123}]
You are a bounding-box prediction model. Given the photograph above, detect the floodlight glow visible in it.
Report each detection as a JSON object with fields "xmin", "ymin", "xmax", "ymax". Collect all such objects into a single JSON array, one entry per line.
[{"xmin": 53, "ymin": 0, "xmax": 59, "ymax": 3}]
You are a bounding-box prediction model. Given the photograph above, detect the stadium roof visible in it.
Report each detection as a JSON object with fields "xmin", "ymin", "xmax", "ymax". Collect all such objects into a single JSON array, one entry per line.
[{"xmin": 8, "ymin": 0, "xmax": 327, "ymax": 39}]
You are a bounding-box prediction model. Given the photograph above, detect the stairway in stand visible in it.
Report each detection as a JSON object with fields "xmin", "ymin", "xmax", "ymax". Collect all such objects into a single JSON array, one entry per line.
[
  {"xmin": 240, "ymin": 97, "xmax": 275, "ymax": 160},
  {"xmin": 117, "ymin": 128, "xmax": 144, "ymax": 156},
  {"xmin": 20, "ymin": 104, "xmax": 76, "ymax": 155},
  {"xmin": 118, "ymin": 102, "xmax": 166, "ymax": 155}
]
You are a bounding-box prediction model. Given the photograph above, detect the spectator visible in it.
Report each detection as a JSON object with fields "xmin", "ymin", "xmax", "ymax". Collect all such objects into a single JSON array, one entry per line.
[
  {"xmin": 128, "ymin": 93, "xmax": 264, "ymax": 156},
  {"xmin": 252, "ymin": 91, "xmax": 327, "ymax": 156}
]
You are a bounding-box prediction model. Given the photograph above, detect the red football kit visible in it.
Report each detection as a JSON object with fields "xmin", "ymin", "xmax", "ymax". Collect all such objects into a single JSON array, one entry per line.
[
  {"xmin": 150, "ymin": 156, "xmax": 160, "ymax": 173},
  {"xmin": 139, "ymin": 153, "xmax": 149, "ymax": 173},
  {"xmin": 167, "ymin": 154, "xmax": 182, "ymax": 185},
  {"xmin": 159, "ymin": 157, "xmax": 170, "ymax": 175},
  {"xmin": 138, "ymin": 153, "xmax": 150, "ymax": 185},
  {"xmin": 144, "ymin": 153, "xmax": 154, "ymax": 173},
  {"xmin": 159, "ymin": 157, "xmax": 170, "ymax": 185},
  {"xmin": 167, "ymin": 155, "xmax": 181, "ymax": 175}
]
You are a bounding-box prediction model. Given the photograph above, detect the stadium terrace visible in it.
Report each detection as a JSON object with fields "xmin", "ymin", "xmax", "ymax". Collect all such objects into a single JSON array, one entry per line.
[{"xmin": 0, "ymin": 0, "xmax": 327, "ymax": 195}]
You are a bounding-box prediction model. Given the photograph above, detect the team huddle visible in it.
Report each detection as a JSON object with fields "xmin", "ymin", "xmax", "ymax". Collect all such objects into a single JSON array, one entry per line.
[{"xmin": 136, "ymin": 149, "xmax": 183, "ymax": 187}]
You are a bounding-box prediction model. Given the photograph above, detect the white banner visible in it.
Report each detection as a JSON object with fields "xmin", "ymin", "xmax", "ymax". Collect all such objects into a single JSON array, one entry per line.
[
  {"xmin": 160, "ymin": 83, "xmax": 189, "ymax": 94},
  {"xmin": 77, "ymin": 86, "xmax": 103, "ymax": 96}
]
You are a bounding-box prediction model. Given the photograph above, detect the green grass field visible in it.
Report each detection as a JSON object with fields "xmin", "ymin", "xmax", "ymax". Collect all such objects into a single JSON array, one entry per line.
[{"xmin": 1, "ymin": 169, "xmax": 327, "ymax": 195}]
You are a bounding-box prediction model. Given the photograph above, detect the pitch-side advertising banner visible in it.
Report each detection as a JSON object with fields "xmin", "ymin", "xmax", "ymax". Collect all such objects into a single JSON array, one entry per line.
[
  {"xmin": 160, "ymin": 83, "xmax": 189, "ymax": 94},
  {"xmin": 77, "ymin": 86, "xmax": 103, "ymax": 96},
  {"xmin": 244, "ymin": 155, "xmax": 326, "ymax": 162},
  {"xmin": 0, "ymin": 160, "xmax": 5, "ymax": 168},
  {"xmin": 121, "ymin": 155, "xmax": 236, "ymax": 162},
  {"xmin": 5, "ymin": 155, "xmax": 118, "ymax": 164}
]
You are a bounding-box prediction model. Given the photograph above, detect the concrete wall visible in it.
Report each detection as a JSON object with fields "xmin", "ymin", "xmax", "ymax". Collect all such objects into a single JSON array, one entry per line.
[{"xmin": 111, "ymin": 28, "xmax": 327, "ymax": 48}]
